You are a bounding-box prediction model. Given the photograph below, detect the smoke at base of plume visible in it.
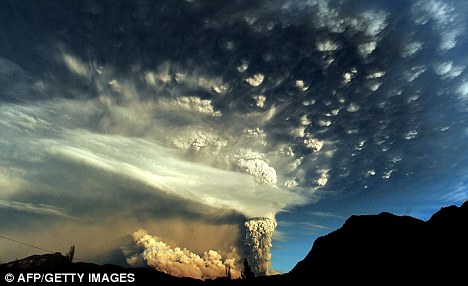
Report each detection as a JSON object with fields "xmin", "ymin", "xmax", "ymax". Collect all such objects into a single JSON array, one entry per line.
[
  {"xmin": 244, "ymin": 218, "xmax": 277, "ymax": 275},
  {"xmin": 125, "ymin": 229, "xmax": 241, "ymax": 280}
]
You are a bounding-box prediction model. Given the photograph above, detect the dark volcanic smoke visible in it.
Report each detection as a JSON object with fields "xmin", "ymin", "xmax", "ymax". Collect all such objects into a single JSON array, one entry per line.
[{"xmin": 244, "ymin": 217, "xmax": 278, "ymax": 275}]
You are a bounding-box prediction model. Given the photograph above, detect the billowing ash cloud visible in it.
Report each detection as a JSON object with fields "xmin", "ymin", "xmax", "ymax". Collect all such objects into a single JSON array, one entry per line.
[
  {"xmin": 126, "ymin": 229, "xmax": 240, "ymax": 280},
  {"xmin": 244, "ymin": 218, "xmax": 277, "ymax": 275}
]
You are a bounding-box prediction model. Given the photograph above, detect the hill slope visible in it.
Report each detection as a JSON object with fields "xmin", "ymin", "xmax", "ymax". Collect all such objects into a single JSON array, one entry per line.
[{"xmin": 290, "ymin": 201, "xmax": 468, "ymax": 282}]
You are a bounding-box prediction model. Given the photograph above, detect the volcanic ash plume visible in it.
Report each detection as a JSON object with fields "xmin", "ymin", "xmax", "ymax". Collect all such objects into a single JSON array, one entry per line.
[
  {"xmin": 244, "ymin": 218, "xmax": 277, "ymax": 275},
  {"xmin": 126, "ymin": 229, "xmax": 240, "ymax": 280}
]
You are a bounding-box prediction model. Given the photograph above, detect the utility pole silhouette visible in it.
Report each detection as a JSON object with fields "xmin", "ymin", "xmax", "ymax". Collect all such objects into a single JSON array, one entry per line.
[{"xmin": 66, "ymin": 245, "xmax": 75, "ymax": 262}]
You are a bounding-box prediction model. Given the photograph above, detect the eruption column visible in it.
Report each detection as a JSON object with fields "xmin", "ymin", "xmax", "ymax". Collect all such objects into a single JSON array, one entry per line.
[{"xmin": 244, "ymin": 217, "xmax": 277, "ymax": 276}]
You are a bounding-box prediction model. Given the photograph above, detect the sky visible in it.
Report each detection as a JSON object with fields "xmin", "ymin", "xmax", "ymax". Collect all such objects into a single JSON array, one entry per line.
[{"xmin": 0, "ymin": 0, "xmax": 467, "ymax": 277}]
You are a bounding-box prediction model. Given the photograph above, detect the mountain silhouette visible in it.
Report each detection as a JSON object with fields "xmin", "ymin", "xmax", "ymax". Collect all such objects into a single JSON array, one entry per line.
[
  {"xmin": 290, "ymin": 200, "xmax": 468, "ymax": 283},
  {"xmin": 1, "ymin": 201, "xmax": 466, "ymax": 284}
]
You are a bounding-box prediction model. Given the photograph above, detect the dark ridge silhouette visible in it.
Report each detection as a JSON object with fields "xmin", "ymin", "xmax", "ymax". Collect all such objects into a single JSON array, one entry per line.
[
  {"xmin": 0, "ymin": 252, "xmax": 203, "ymax": 285},
  {"xmin": 290, "ymin": 200, "xmax": 468, "ymax": 283},
  {"xmin": 1, "ymin": 201, "xmax": 466, "ymax": 284}
]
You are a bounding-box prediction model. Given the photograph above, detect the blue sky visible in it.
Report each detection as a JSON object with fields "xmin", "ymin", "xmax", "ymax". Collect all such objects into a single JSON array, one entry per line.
[{"xmin": 0, "ymin": 0, "xmax": 467, "ymax": 278}]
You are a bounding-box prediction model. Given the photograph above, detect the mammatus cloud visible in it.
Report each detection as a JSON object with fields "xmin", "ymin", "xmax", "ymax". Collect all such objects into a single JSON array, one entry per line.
[
  {"xmin": 411, "ymin": 0, "xmax": 464, "ymax": 50},
  {"xmin": 159, "ymin": 96, "xmax": 222, "ymax": 117},
  {"xmin": 168, "ymin": 126, "xmax": 228, "ymax": 155},
  {"xmin": 230, "ymin": 149, "xmax": 278, "ymax": 187},
  {"xmin": 126, "ymin": 229, "xmax": 240, "ymax": 280},
  {"xmin": 246, "ymin": 73, "xmax": 265, "ymax": 87}
]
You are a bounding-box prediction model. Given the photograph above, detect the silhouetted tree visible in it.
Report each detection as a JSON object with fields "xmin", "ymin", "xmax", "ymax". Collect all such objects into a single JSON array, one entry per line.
[
  {"xmin": 241, "ymin": 259, "xmax": 255, "ymax": 280},
  {"xmin": 66, "ymin": 245, "xmax": 75, "ymax": 262}
]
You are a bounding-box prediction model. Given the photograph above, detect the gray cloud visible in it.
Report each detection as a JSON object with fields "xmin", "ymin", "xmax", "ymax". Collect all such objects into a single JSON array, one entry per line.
[
  {"xmin": 308, "ymin": 211, "xmax": 347, "ymax": 219},
  {"xmin": 0, "ymin": 200, "xmax": 70, "ymax": 218}
]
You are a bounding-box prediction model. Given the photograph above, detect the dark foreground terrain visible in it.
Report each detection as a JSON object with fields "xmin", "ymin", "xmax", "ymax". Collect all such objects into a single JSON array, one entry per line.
[{"xmin": 2, "ymin": 200, "xmax": 467, "ymax": 284}]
